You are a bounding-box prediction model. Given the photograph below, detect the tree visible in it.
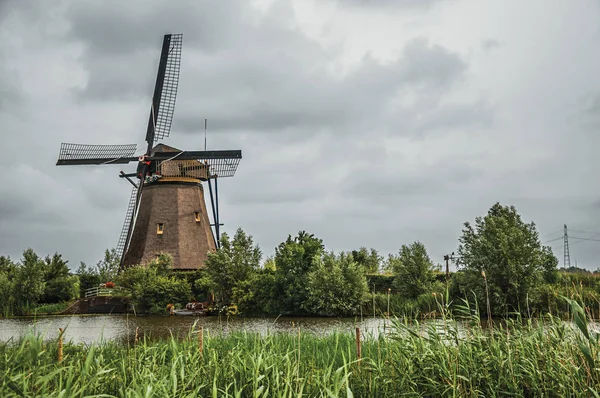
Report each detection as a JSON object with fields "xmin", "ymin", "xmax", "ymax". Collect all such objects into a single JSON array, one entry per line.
[
  {"xmin": 76, "ymin": 262, "xmax": 101, "ymax": 298},
  {"xmin": 202, "ymin": 228, "xmax": 262, "ymax": 305},
  {"xmin": 0, "ymin": 256, "xmax": 16, "ymax": 275},
  {"xmin": 273, "ymin": 231, "xmax": 324, "ymax": 315},
  {"xmin": 44, "ymin": 253, "xmax": 70, "ymax": 280},
  {"xmin": 0, "ymin": 256, "xmax": 15, "ymax": 316},
  {"xmin": 96, "ymin": 248, "xmax": 120, "ymax": 283},
  {"xmin": 41, "ymin": 253, "xmax": 78, "ymax": 303},
  {"xmin": 116, "ymin": 254, "xmax": 192, "ymax": 314},
  {"xmin": 303, "ymin": 252, "xmax": 368, "ymax": 316},
  {"xmin": 351, "ymin": 247, "xmax": 382, "ymax": 274},
  {"xmin": 13, "ymin": 248, "xmax": 46, "ymax": 313},
  {"xmin": 455, "ymin": 202, "xmax": 558, "ymax": 315},
  {"xmin": 0, "ymin": 271, "xmax": 12, "ymax": 316},
  {"xmin": 389, "ymin": 242, "xmax": 435, "ymax": 299},
  {"xmin": 231, "ymin": 268, "xmax": 278, "ymax": 315}
]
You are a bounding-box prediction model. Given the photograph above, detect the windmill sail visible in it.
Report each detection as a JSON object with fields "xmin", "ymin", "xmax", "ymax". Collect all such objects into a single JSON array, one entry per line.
[
  {"xmin": 116, "ymin": 186, "xmax": 139, "ymax": 261},
  {"xmin": 56, "ymin": 143, "xmax": 137, "ymax": 166},
  {"xmin": 145, "ymin": 34, "xmax": 183, "ymax": 149}
]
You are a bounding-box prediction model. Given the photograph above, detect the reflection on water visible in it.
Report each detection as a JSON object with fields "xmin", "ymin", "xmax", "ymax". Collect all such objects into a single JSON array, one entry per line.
[
  {"xmin": 2, "ymin": 315, "xmax": 590, "ymax": 345},
  {"xmin": 0, "ymin": 315, "xmax": 399, "ymax": 345}
]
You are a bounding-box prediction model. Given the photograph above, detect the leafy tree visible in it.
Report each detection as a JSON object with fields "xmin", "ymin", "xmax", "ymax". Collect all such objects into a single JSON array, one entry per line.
[
  {"xmin": 43, "ymin": 253, "xmax": 70, "ymax": 280},
  {"xmin": 41, "ymin": 253, "xmax": 77, "ymax": 303},
  {"xmin": 455, "ymin": 202, "xmax": 558, "ymax": 316},
  {"xmin": 351, "ymin": 247, "xmax": 382, "ymax": 274},
  {"xmin": 0, "ymin": 256, "xmax": 15, "ymax": 316},
  {"xmin": 560, "ymin": 266, "xmax": 591, "ymax": 274},
  {"xmin": 389, "ymin": 242, "xmax": 435, "ymax": 299},
  {"xmin": 0, "ymin": 271, "xmax": 12, "ymax": 316},
  {"xmin": 263, "ymin": 256, "xmax": 276, "ymax": 271},
  {"xmin": 202, "ymin": 228, "xmax": 262, "ymax": 305},
  {"xmin": 273, "ymin": 231, "xmax": 325, "ymax": 315},
  {"xmin": 131, "ymin": 273, "xmax": 192, "ymax": 314},
  {"xmin": 303, "ymin": 252, "xmax": 368, "ymax": 316},
  {"xmin": 13, "ymin": 249, "xmax": 46, "ymax": 313},
  {"xmin": 0, "ymin": 256, "xmax": 16, "ymax": 275},
  {"xmin": 96, "ymin": 248, "xmax": 120, "ymax": 283},
  {"xmin": 76, "ymin": 262, "xmax": 101, "ymax": 298},
  {"xmin": 117, "ymin": 254, "xmax": 192, "ymax": 314},
  {"xmin": 42, "ymin": 277, "xmax": 79, "ymax": 303},
  {"xmin": 231, "ymin": 268, "xmax": 278, "ymax": 315},
  {"xmin": 541, "ymin": 246, "xmax": 559, "ymax": 283}
]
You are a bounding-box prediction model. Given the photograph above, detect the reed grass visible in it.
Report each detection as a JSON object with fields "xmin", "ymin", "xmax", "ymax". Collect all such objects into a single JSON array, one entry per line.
[{"xmin": 1, "ymin": 298, "xmax": 600, "ymax": 397}]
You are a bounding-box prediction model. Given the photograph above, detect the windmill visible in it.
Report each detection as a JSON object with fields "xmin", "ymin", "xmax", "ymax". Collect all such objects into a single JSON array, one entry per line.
[{"xmin": 56, "ymin": 33, "xmax": 242, "ymax": 270}]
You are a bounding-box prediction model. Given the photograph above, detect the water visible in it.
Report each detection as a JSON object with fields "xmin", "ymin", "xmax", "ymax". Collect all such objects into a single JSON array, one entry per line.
[
  {"xmin": 2, "ymin": 314, "xmax": 593, "ymax": 345},
  {"xmin": 0, "ymin": 314, "xmax": 397, "ymax": 345}
]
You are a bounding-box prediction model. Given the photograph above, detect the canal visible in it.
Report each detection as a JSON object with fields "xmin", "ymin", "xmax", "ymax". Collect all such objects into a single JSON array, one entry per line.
[{"xmin": 0, "ymin": 314, "xmax": 397, "ymax": 344}]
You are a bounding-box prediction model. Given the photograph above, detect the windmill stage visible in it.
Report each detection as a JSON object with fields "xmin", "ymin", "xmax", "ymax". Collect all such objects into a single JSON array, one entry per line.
[{"xmin": 56, "ymin": 33, "xmax": 241, "ymax": 271}]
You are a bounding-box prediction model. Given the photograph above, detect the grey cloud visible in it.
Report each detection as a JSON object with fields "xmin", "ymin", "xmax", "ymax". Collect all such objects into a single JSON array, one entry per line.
[
  {"xmin": 66, "ymin": 0, "xmax": 245, "ymax": 101},
  {"xmin": 411, "ymin": 99, "xmax": 495, "ymax": 136},
  {"xmin": 228, "ymin": 190, "xmax": 312, "ymax": 206},
  {"xmin": 568, "ymin": 91, "xmax": 600, "ymax": 131},
  {"xmin": 0, "ymin": 64, "xmax": 24, "ymax": 111},
  {"xmin": 64, "ymin": 0, "xmax": 470, "ymax": 135},
  {"xmin": 66, "ymin": 0, "xmax": 241, "ymax": 55},
  {"xmin": 175, "ymin": 38, "xmax": 469, "ymax": 135},
  {"xmin": 482, "ymin": 39, "xmax": 501, "ymax": 52},
  {"xmin": 339, "ymin": 0, "xmax": 444, "ymax": 9},
  {"xmin": 583, "ymin": 92, "xmax": 600, "ymax": 119},
  {"xmin": 341, "ymin": 160, "xmax": 482, "ymax": 203}
]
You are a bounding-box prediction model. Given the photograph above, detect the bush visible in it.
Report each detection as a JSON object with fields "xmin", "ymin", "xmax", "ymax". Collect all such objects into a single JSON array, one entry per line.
[
  {"xmin": 116, "ymin": 255, "xmax": 192, "ymax": 314},
  {"xmin": 41, "ymin": 276, "xmax": 79, "ymax": 303},
  {"xmin": 365, "ymin": 274, "xmax": 394, "ymax": 293}
]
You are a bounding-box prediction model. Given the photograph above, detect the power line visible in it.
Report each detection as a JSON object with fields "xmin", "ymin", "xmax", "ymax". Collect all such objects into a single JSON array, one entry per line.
[
  {"xmin": 540, "ymin": 229, "xmax": 565, "ymax": 241},
  {"xmin": 567, "ymin": 229, "xmax": 600, "ymax": 236},
  {"xmin": 543, "ymin": 236, "xmax": 563, "ymax": 244},
  {"xmin": 570, "ymin": 236, "xmax": 600, "ymax": 242}
]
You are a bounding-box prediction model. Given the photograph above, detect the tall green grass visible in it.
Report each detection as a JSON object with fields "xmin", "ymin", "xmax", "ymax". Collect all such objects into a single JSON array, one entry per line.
[{"xmin": 2, "ymin": 298, "xmax": 600, "ymax": 397}]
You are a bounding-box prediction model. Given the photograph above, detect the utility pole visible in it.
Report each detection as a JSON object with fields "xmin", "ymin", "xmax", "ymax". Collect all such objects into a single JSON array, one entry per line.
[
  {"xmin": 444, "ymin": 255, "xmax": 450, "ymax": 279},
  {"xmin": 443, "ymin": 252, "xmax": 454, "ymax": 280},
  {"xmin": 563, "ymin": 224, "xmax": 571, "ymax": 269}
]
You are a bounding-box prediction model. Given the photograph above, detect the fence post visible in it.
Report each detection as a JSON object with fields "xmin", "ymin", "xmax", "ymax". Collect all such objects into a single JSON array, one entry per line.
[
  {"xmin": 355, "ymin": 327, "xmax": 361, "ymax": 367},
  {"xmin": 58, "ymin": 328, "xmax": 64, "ymax": 362}
]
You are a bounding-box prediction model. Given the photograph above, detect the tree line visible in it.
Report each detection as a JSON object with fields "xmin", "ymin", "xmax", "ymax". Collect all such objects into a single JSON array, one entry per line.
[
  {"xmin": 1, "ymin": 202, "xmax": 596, "ymax": 318},
  {"xmin": 197, "ymin": 202, "xmax": 598, "ymax": 318}
]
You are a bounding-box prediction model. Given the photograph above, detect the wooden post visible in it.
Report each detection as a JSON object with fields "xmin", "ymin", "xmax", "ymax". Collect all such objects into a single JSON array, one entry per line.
[
  {"xmin": 58, "ymin": 328, "xmax": 64, "ymax": 362},
  {"xmin": 355, "ymin": 327, "xmax": 361, "ymax": 366},
  {"xmin": 198, "ymin": 326, "xmax": 203, "ymax": 359},
  {"xmin": 373, "ymin": 284, "xmax": 376, "ymax": 318}
]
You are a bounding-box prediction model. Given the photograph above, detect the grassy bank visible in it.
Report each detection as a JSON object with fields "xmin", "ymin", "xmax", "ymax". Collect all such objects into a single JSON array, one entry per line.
[
  {"xmin": 2, "ymin": 300, "xmax": 600, "ymax": 397},
  {"xmin": 30, "ymin": 302, "xmax": 73, "ymax": 316}
]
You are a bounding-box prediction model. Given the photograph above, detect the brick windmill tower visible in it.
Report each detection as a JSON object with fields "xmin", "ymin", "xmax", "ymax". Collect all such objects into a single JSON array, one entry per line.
[{"xmin": 56, "ymin": 34, "xmax": 242, "ymax": 270}]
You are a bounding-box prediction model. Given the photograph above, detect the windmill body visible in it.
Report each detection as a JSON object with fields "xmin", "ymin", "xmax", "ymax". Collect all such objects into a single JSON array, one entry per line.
[
  {"xmin": 121, "ymin": 144, "xmax": 217, "ymax": 270},
  {"xmin": 56, "ymin": 34, "xmax": 241, "ymax": 270}
]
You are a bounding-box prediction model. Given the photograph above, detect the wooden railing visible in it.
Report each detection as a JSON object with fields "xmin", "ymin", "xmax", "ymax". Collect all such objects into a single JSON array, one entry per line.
[{"xmin": 85, "ymin": 286, "xmax": 129, "ymax": 298}]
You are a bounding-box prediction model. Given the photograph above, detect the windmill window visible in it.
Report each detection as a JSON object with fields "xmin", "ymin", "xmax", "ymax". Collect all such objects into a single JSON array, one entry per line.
[
  {"xmin": 194, "ymin": 211, "xmax": 201, "ymax": 222},
  {"xmin": 156, "ymin": 223, "xmax": 164, "ymax": 235}
]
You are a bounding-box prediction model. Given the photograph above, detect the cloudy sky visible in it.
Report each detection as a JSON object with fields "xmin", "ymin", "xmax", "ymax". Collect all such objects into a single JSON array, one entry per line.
[{"xmin": 1, "ymin": 0, "xmax": 599, "ymax": 270}]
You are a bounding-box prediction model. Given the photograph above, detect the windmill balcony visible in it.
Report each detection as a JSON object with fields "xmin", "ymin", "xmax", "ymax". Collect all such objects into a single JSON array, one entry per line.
[{"xmin": 156, "ymin": 160, "xmax": 210, "ymax": 180}]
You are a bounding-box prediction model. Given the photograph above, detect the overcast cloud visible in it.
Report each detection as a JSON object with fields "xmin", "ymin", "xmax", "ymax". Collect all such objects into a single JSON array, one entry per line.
[{"xmin": 1, "ymin": 0, "xmax": 599, "ymax": 270}]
